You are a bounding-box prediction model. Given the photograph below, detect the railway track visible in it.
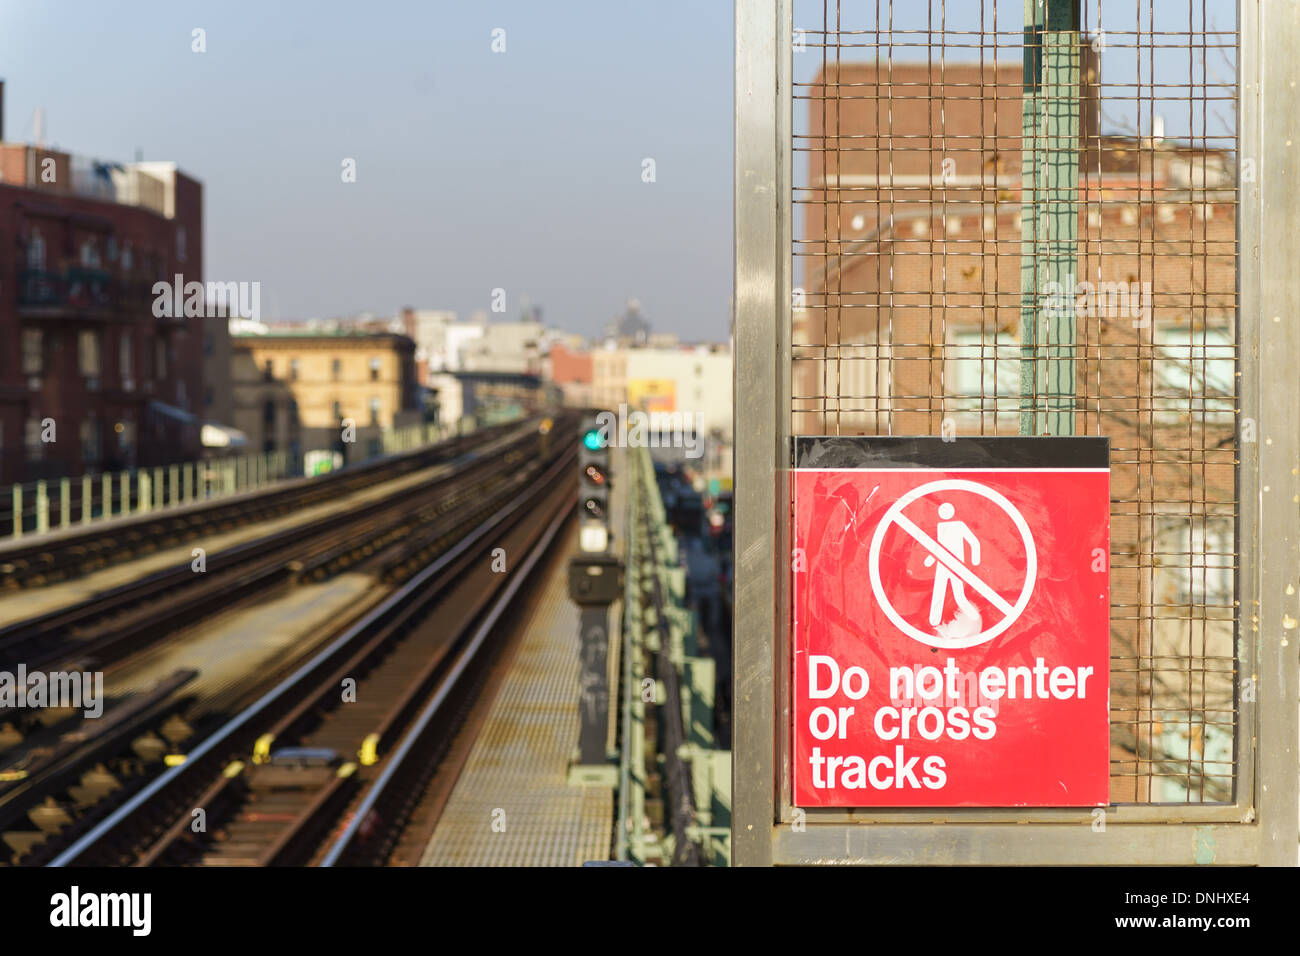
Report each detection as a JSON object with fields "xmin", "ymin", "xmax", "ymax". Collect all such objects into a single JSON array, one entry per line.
[
  {"xmin": 0, "ymin": 413, "xmax": 578, "ymax": 865},
  {"xmin": 0, "ymin": 420, "xmax": 541, "ymax": 675},
  {"xmin": 19, "ymin": 423, "xmax": 574, "ymax": 866}
]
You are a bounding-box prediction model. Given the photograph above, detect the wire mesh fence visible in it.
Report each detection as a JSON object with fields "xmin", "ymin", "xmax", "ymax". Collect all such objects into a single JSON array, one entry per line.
[{"xmin": 790, "ymin": 0, "xmax": 1238, "ymax": 805}]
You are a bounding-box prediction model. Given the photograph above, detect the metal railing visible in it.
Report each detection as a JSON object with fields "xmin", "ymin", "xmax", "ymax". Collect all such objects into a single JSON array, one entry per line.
[
  {"xmin": 615, "ymin": 444, "xmax": 730, "ymax": 865},
  {"xmin": 3, "ymin": 413, "xmax": 515, "ymax": 541}
]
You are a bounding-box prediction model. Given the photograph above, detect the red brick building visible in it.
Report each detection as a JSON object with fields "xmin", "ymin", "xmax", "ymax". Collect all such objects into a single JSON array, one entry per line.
[
  {"xmin": 797, "ymin": 60, "xmax": 1238, "ymax": 802},
  {"xmin": 0, "ymin": 128, "xmax": 203, "ymax": 483},
  {"xmin": 548, "ymin": 341, "xmax": 592, "ymax": 385}
]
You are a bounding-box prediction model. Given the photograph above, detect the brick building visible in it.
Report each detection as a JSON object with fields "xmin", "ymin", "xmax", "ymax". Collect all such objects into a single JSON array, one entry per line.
[
  {"xmin": 231, "ymin": 331, "xmax": 420, "ymax": 459},
  {"xmin": 798, "ymin": 61, "xmax": 1237, "ymax": 801},
  {"xmin": 0, "ymin": 108, "xmax": 204, "ymax": 484}
]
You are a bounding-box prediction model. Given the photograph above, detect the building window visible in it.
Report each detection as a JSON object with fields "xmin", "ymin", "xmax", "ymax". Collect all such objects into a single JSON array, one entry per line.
[
  {"xmin": 21, "ymin": 329, "xmax": 42, "ymax": 376},
  {"xmin": 80, "ymin": 238, "xmax": 101, "ymax": 268},
  {"xmin": 177, "ymin": 226, "xmax": 188, "ymax": 263},
  {"xmin": 947, "ymin": 330, "xmax": 1020, "ymax": 421},
  {"xmin": 369, "ymin": 397, "xmax": 381, "ymax": 426},
  {"xmin": 26, "ymin": 229, "xmax": 46, "ymax": 270},
  {"xmin": 1154, "ymin": 516, "xmax": 1235, "ymax": 607},
  {"xmin": 263, "ymin": 399, "xmax": 275, "ymax": 425},
  {"xmin": 1154, "ymin": 324, "xmax": 1234, "ymax": 425},
  {"xmin": 120, "ymin": 334, "xmax": 134, "ymax": 389},
  {"xmin": 290, "ymin": 358, "xmax": 301, "ymax": 381},
  {"xmin": 155, "ymin": 339, "xmax": 168, "ymax": 380},
  {"xmin": 78, "ymin": 330, "xmax": 102, "ymax": 377},
  {"xmin": 81, "ymin": 416, "xmax": 101, "ymax": 464},
  {"xmin": 25, "ymin": 417, "xmax": 45, "ymax": 461},
  {"xmin": 177, "ymin": 380, "xmax": 188, "ymax": 410},
  {"xmin": 369, "ymin": 356, "xmax": 381, "ymax": 381},
  {"xmin": 264, "ymin": 359, "xmax": 274, "ymax": 382},
  {"xmin": 121, "ymin": 244, "xmax": 133, "ymax": 271},
  {"xmin": 205, "ymin": 386, "xmax": 215, "ymax": 408},
  {"xmin": 332, "ymin": 400, "xmax": 343, "ymax": 421},
  {"xmin": 332, "ymin": 358, "xmax": 342, "ymax": 381}
]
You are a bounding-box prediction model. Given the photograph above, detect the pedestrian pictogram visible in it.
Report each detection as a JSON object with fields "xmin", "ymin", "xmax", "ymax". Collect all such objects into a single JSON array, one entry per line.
[
  {"xmin": 924, "ymin": 502, "xmax": 980, "ymax": 625},
  {"xmin": 868, "ymin": 479, "xmax": 1037, "ymax": 650}
]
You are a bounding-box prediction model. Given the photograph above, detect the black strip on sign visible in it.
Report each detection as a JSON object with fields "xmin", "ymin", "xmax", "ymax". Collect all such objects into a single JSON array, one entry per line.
[{"xmin": 792, "ymin": 435, "xmax": 1110, "ymax": 470}]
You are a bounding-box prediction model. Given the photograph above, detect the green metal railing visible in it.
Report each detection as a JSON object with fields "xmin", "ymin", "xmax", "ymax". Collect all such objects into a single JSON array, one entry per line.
[
  {"xmin": 3, "ymin": 413, "xmax": 518, "ymax": 540},
  {"xmin": 615, "ymin": 443, "xmax": 730, "ymax": 866}
]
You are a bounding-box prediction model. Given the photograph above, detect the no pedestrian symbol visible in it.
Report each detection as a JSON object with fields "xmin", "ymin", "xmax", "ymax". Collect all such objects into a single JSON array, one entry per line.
[{"xmin": 868, "ymin": 478, "xmax": 1037, "ymax": 650}]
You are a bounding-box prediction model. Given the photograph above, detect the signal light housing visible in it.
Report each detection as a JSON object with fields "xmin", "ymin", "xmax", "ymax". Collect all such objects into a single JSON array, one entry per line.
[{"xmin": 578, "ymin": 416, "xmax": 611, "ymax": 553}]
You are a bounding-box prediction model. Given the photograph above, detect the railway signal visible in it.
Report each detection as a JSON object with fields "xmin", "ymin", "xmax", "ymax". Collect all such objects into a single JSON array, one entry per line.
[
  {"xmin": 578, "ymin": 420, "xmax": 611, "ymax": 552},
  {"xmin": 569, "ymin": 416, "xmax": 622, "ymax": 780}
]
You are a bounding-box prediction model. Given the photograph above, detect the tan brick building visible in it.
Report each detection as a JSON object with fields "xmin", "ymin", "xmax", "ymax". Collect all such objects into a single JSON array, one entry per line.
[{"xmin": 232, "ymin": 331, "xmax": 420, "ymax": 458}]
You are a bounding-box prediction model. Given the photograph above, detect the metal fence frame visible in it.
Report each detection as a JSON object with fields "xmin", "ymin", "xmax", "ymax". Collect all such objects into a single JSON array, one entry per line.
[{"xmin": 733, "ymin": 0, "xmax": 1298, "ymax": 865}]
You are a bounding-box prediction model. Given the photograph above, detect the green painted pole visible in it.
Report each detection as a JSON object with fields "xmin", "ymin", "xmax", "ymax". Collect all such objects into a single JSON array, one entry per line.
[{"xmin": 1020, "ymin": 0, "xmax": 1081, "ymax": 436}]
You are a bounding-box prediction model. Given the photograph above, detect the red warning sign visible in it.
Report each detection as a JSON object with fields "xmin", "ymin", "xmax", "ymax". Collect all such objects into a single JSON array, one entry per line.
[{"xmin": 792, "ymin": 437, "xmax": 1110, "ymax": 807}]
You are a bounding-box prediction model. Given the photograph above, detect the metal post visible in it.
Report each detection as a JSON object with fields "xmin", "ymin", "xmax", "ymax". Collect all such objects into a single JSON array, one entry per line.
[
  {"xmin": 11, "ymin": 485, "xmax": 21, "ymax": 539},
  {"xmin": 102, "ymin": 473, "xmax": 111, "ymax": 520},
  {"xmin": 35, "ymin": 480, "xmax": 48, "ymax": 534},
  {"xmin": 1020, "ymin": 0, "xmax": 1081, "ymax": 437},
  {"xmin": 59, "ymin": 478, "xmax": 69, "ymax": 530},
  {"xmin": 81, "ymin": 474, "xmax": 91, "ymax": 525},
  {"xmin": 138, "ymin": 471, "xmax": 151, "ymax": 514},
  {"xmin": 577, "ymin": 606, "xmax": 612, "ymax": 765},
  {"xmin": 1239, "ymin": 0, "xmax": 1300, "ymax": 865},
  {"xmin": 120, "ymin": 472, "xmax": 130, "ymax": 515},
  {"xmin": 732, "ymin": 0, "xmax": 789, "ymax": 866}
]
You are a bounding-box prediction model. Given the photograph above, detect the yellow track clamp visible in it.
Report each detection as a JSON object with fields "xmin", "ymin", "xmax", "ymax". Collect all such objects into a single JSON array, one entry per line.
[
  {"xmin": 358, "ymin": 734, "xmax": 380, "ymax": 766},
  {"xmin": 252, "ymin": 734, "xmax": 274, "ymax": 765}
]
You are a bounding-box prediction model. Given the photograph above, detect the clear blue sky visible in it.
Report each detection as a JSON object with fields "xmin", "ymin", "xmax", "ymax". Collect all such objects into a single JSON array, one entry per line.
[{"xmin": 0, "ymin": 0, "xmax": 735, "ymax": 340}]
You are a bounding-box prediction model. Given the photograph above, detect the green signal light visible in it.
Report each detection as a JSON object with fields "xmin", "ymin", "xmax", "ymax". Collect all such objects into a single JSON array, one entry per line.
[{"xmin": 582, "ymin": 429, "xmax": 606, "ymax": 451}]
